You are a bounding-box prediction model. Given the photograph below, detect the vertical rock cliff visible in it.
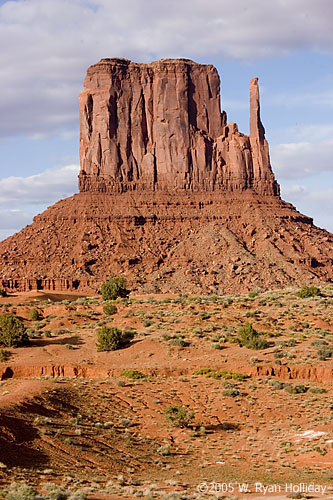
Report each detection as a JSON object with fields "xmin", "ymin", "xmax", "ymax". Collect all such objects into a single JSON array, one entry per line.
[{"xmin": 78, "ymin": 58, "xmax": 279, "ymax": 196}]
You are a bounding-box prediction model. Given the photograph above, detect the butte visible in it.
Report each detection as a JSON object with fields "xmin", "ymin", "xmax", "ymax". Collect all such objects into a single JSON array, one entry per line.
[{"xmin": 0, "ymin": 58, "xmax": 332, "ymax": 294}]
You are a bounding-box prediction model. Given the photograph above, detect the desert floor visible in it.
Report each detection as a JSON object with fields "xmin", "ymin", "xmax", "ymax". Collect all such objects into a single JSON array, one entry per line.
[{"xmin": 0, "ymin": 286, "xmax": 332, "ymax": 499}]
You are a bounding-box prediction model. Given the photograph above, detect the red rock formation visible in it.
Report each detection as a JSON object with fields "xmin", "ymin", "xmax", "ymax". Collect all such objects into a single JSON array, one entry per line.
[
  {"xmin": 78, "ymin": 58, "xmax": 279, "ymax": 196},
  {"xmin": 0, "ymin": 58, "xmax": 332, "ymax": 293}
]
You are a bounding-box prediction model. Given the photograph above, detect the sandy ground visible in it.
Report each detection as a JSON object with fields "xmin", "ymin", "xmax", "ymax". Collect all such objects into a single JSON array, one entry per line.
[{"xmin": 0, "ymin": 287, "xmax": 332, "ymax": 499}]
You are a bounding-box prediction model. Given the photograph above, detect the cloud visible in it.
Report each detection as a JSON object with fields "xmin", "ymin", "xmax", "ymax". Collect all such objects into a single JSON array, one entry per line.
[
  {"xmin": 266, "ymin": 89, "xmax": 333, "ymax": 110},
  {"xmin": 0, "ymin": 164, "xmax": 79, "ymax": 205},
  {"xmin": 0, "ymin": 208, "xmax": 32, "ymax": 230},
  {"xmin": 0, "ymin": 208, "xmax": 34, "ymax": 241},
  {"xmin": 270, "ymin": 139, "xmax": 333, "ymax": 179},
  {"xmin": 0, "ymin": 163, "xmax": 79, "ymax": 239},
  {"xmin": 1, "ymin": 0, "xmax": 333, "ymax": 137},
  {"xmin": 280, "ymin": 184, "xmax": 333, "ymax": 232}
]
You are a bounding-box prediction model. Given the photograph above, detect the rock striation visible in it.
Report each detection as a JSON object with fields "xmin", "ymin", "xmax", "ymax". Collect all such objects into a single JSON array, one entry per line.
[
  {"xmin": 78, "ymin": 58, "xmax": 279, "ymax": 196},
  {"xmin": 0, "ymin": 58, "xmax": 332, "ymax": 294}
]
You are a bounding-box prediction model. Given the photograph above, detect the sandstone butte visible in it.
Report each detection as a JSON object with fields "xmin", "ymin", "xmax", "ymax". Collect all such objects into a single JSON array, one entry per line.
[{"xmin": 0, "ymin": 58, "xmax": 332, "ymax": 294}]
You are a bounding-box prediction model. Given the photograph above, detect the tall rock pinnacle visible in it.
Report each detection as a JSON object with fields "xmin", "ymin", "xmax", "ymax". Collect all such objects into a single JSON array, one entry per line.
[
  {"xmin": 78, "ymin": 58, "xmax": 279, "ymax": 196},
  {"xmin": 249, "ymin": 77, "xmax": 277, "ymax": 194}
]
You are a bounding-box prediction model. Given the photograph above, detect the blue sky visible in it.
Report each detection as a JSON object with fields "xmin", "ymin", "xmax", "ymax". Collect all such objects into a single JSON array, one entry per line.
[{"xmin": 0, "ymin": 0, "xmax": 332, "ymax": 240}]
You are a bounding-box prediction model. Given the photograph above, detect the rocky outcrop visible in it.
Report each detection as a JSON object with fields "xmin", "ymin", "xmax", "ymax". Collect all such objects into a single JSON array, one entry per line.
[
  {"xmin": 0, "ymin": 57, "xmax": 332, "ymax": 294},
  {"xmin": 0, "ymin": 192, "xmax": 332, "ymax": 294},
  {"xmin": 78, "ymin": 58, "xmax": 279, "ymax": 196}
]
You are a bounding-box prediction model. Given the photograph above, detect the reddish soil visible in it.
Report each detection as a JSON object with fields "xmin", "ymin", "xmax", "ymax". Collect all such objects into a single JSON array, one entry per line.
[{"xmin": 0, "ymin": 288, "xmax": 332, "ymax": 499}]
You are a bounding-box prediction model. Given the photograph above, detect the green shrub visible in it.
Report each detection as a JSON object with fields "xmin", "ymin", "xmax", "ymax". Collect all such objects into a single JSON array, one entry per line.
[
  {"xmin": 43, "ymin": 482, "xmax": 68, "ymax": 500},
  {"xmin": 120, "ymin": 369, "xmax": 145, "ymax": 380},
  {"xmin": 297, "ymin": 285, "xmax": 321, "ymax": 298},
  {"xmin": 269, "ymin": 379, "xmax": 285, "ymax": 390},
  {"xmin": 103, "ymin": 302, "xmax": 118, "ymax": 316},
  {"xmin": 96, "ymin": 326, "xmax": 134, "ymax": 351},
  {"xmin": 0, "ymin": 482, "xmax": 37, "ymax": 500},
  {"xmin": 309, "ymin": 386, "xmax": 326, "ymax": 394},
  {"xmin": 311, "ymin": 339, "xmax": 328, "ymax": 347},
  {"xmin": 0, "ymin": 314, "xmax": 29, "ymax": 347},
  {"xmin": 194, "ymin": 368, "xmax": 248, "ymax": 381},
  {"xmin": 100, "ymin": 277, "xmax": 129, "ymax": 301},
  {"xmin": 68, "ymin": 491, "xmax": 87, "ymax": 500},
  {"xmin": 29, "ymin": 308, "xmax": 39, "ymax": 321},
  {"xmin": 284, "ymin": 384, "xmax": 308, "ymax": 394},
  {"xmin": 273, "ymin": 351, "xmax": 286, "ymax": 359},
  {"xmin": 0, "ymin": 288, "xmax": 7, "ymax": 298},
  {"xmin": 168, "ymin": 337, "xmax": 190, "ymax": 348},
  {"xmin": 222, "ymin": 387, "xmax": 240, "ymax": 397},
  {"xmin": 317, "ymin": 346, "xmax": 333, "ymax": 360},
  {"xmin": 0, "ymin": 349, "xmax": 10, "ymax": 362},
  {"xmin": 164, "ymin": 405, "xmax": 194, "ymax": 428},
  {"xmin": 237, "ymin": 322, "xmax": 269, "ymax": 350},
  {"xmin": 211, "ymin": 342, "xmax": 223, "ymax": 350}
]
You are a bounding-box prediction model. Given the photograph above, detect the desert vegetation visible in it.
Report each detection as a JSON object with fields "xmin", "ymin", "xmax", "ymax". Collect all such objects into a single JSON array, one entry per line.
[
  {"xmin": 100, "ymin": 277, "xmax": 129, "ymax": 301},
  {"xmin": 96, "ymin": 326, "xmax": 135, "ymax": 351},
  {"xmin": 0, "ymin": 313, "xmax": 29, "ymax": 347}
]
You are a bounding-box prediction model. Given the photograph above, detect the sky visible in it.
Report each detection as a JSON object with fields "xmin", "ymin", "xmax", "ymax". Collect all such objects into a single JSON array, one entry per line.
[{"xmin": 0, "ymin": 0, "xmax": 332, "ymax": 240}]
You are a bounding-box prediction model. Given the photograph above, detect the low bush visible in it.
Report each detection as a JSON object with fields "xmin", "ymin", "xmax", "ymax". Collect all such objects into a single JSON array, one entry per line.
[
  {"xmin": 0, "ymin": 349, "xmax": 10, "ymax": 362},
  {"xmin": 237, "ymin": 322, "xmax": 269, "ymax": 350},
  {"xmin": 0, "ymin": 314, "xmax": 29, "ymax": 347},
  {"xmin": 168, "ymin": 337, "xmax": 190, "ymax": 348},
  {"xmin": 120, "ymin": 369, "xmax": 145, "ymax": 380},
  {"xmin": 96, "ymin": 326, "xmax": 134, "ymax": 351},
  {"xmin": 0, "ymin": 481, "xmax": 86, "ymax": 500},
  {"xmin": 164, "ymin": 405, "xmax": 194, "ymax": 428},
  {"xmin": 297, "ymin": 285, "xmax": 321, "ymax": 298},
  {"xmin": 29, "ymin": 308, "xmax": 39, "ymax": 321},
  {"xmin": 44, "ymin": 483, "xmax": 68, "ymax": 500},
  {"xmin": 311, "ymin": 339, "xmax": 328, "ymax": 347},
  {"xmin": 194, "ymin": 368, "xmax": 248, "ymax": 381},
  {"xmin": 0, "ymin": 482, "xmax": 38, "ymax": 500},
  {"xmin": 0, "ymin": 288, "xmax": 7, "ymax": 298},
  {"xmin": 309, "ymin": 386, "xmax": 326, "ymax": 394},
  {"xmin": 269, "ymin": 379, "xmax": 285, "ymax": 390},
  {"xmin": 103, "ymin": 302, "xmax": 118, "ymax": 316},
  {"xmin": 284, "ymin": 384, "xmax": 308, "ymax": 394},
  {"xmin": 317, "ymin": 346, "xmax": 333, "ymax": 360},
  {"xmin": 100, "ymin": 277, "xmax": 129, "ymax": 301},
  {"xmin": 222, "ymin": 387, "xmax": 240, "ymax": 397}
]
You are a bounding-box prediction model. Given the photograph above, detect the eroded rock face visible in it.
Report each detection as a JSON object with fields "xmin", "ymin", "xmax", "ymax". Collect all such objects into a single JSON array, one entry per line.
[{"xmin": 78, "ymin": 58, "xmax": 279, "ymax": 196}]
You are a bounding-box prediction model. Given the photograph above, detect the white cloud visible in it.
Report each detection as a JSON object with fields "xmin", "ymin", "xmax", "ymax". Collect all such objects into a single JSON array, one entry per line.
[
  {"xmin": 270, "ymin": 139, "xmax": 333, "ymax": 179},
  {"xmin": 266, "ymin": 89, "xmax": 333, "ymax": 110},
  {"xmin": 282, "ymin": 124, "xmax": 333, "ymax": 143},
  {"xmin": 0, "ymin": 164, "xmax": 79, "ymax": 205},
  {"xmin": 1, "ymin": 0, "xmax": 333, "ymax": 137},
  {"xmin": 0, "ymin": 163, "xmax": 79, "ymax": 239},
  {"xmin": 280, "ymin": 184, "xmax": 333, "ymax": 232},
  {"xmin": 0, "ymin": 208, "xmax": 32, "ymax": 229},
  {"xmin": 0, "ymin": 208, "xmax": 34, "ymax": 240}
]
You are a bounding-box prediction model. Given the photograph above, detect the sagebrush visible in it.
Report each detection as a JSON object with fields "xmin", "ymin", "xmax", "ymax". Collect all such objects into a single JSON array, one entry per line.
[{"xmin": 96, "ymin": 326, "xmax": 134, "ymax": 351}]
